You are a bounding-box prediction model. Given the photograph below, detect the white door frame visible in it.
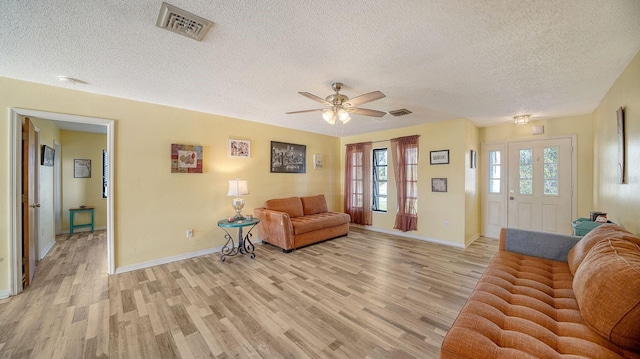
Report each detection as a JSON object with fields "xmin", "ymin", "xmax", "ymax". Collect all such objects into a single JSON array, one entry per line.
[
  {"xmin": 481, "ymin": 135, "xmax": 577, "ymax": 236},
  {"xmin": 54, "ymin": 140, "xmax": 62, "ymax": 235},
  {"xmin": 9, "ymin": 108, "xmax": 115, "ymax": 296}
]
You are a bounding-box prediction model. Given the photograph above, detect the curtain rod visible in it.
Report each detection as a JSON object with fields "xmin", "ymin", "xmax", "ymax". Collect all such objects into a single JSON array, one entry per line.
[{"xmin": 345, "ymin": 135, "xmax": 420, "ymax": 146}]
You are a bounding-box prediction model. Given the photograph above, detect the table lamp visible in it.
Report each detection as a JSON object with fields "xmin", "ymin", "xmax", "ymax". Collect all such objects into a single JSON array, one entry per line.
[{"xmin": 227, "ymin": 178, "xmax": 249, "ymax": 219}]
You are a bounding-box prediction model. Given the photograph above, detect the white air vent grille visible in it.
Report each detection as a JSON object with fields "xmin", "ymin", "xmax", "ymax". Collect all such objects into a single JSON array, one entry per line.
[
  {"xmin": 156, "ymin": 2, "xmax": 213, "ymax": 41},
  {"xmin": 388, "ymin": 108, "xmax": 412, "ymax": 116}
]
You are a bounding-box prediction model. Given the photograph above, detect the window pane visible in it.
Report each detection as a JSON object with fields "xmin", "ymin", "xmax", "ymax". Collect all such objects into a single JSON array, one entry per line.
[
  {"xmin": 490, "ymin": 165, "xmax": 500, "ymax": 179},
  {"xmin": 375, "ymin": 167, "xmax": 387, "ymax": 181},
  {"xmin": 372, "ymin": 148, "xmax": 388, "ymax": 212},
  {"xmin": 544, "ymin": 163, "xmax": 558, "ymax": 179},
  {"xmin": 544, "ymin": 147, "xmax": 558, "ymax": 164},
  {"xmin": 520, "ymin": 149, "xmax": 532, "ymax": 164},
  {"xmin": 520, "ymin": 179, "xmax": 532, "ymax": 195},
  {"xmin": 489, "ymin": 150, "xmax": 501, "ymax": 165},
  {"xmin": 376, "ymin": 182, "xmax": 387, "ymax": 195},
  {"xmin": 544, "ymin": 180, "xmax": 558, "ymax": 196},
  {"xmin": 490, "ymin": 179, "xmax": 500, "ymax": 193},
  {"xmin": 378, "ymin": 197, "xmax": 387, "ymax": 211},
  {"xmin": 374, "ymin": 150, "xmax": 387, "ymax": 165},
  {"xmin": 519, "ymin": 164, "xmax": 532, "ymax": 179}
]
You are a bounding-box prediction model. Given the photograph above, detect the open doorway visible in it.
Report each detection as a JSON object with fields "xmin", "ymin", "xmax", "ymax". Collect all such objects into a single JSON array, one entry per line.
[{"xmin": 9, "ymin": 108, "xmax": 115, "ymax": 296}]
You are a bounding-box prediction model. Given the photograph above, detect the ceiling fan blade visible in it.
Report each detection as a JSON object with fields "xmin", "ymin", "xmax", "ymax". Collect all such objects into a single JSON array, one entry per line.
[
  {"xmin": 285, "ymin": 109, "xmax": 325, "ymax": 114},
  {"xmin": 344, "ymin": 91, "xmax": 385, "ymax": 107},
  {"xmin": 348, "ymin": 108, "xmax": 387, "ymax": 117},
  {"xmin": 299, "ymin": 92, "xmax": 331, "ymax": 105}
]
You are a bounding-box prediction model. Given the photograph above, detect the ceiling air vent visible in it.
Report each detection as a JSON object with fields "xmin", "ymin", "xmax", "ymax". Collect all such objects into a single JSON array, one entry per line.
[
  {"xmin": 388, "ymin": 108, "xmax": 412, "ymax": 117},
  {"xmin": 156, "ymin": 2, "xmax": 213, "ymax": 41}
]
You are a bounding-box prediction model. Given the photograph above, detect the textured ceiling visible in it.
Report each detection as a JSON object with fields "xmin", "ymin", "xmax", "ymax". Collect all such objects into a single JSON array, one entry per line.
[{"xmin": 1, "ymin": 0, "xmax": 639, "ymax": 137}]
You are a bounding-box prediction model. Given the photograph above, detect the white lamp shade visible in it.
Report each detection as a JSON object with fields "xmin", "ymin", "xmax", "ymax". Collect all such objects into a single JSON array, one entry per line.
[
  {"xmin": 227, "ymin": 179, "xmax": 249, "ymax": 196},
  {"xmin": 337, "ymin": 108, "xmax": 350, "ymax": 123}
]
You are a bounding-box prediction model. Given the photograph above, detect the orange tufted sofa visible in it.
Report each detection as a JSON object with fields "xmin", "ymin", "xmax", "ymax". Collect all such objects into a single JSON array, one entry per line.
[
  {"xmin": 253, "ymin": 195, "xmax": 350, "ymax": 252},
  {"xmin": 441, "ymin": 224, "xmax": 640, "ymax": 358}
]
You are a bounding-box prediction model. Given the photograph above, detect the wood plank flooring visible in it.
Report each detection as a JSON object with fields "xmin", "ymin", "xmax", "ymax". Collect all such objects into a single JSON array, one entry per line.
[{"xmin": 0, "ymin": 227, "xmax": 497, "ymax": 358}]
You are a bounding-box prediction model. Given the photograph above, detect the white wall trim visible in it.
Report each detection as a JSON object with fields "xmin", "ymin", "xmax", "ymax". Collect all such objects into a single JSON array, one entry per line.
[
  {"xmin": 115, "ymin": 246, "xmax": 222, "ymax": 274},
  {"xmin": 39, "ymin": 239, "xmax": 56, "ymax": 260},
  {"xmin": 9, "ymin": 108, "xmax": 116, "ymax": 296},
  {"xmin": 350, "ymin": 225, "xmax": 466, "ymax": 248},
  {"xmin": 0, "ymin": 289, "xmax": 10, "ymax": 300}
]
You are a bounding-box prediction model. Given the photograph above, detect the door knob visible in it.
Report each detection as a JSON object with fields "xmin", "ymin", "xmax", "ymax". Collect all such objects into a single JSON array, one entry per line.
[
  {"xmin": 509, "ymin": 196, "xmax": 515, "ymax": 200},
  {"xmin": 30, "ymin": 203, "xmax": 41, "ymax": 208}
]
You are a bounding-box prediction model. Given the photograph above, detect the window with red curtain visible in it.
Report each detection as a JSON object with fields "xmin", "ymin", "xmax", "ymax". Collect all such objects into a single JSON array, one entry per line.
[
  {"xmin": 390, "ymin": 135, "xmax": 419, "ymax": 231},
  {"xmin": 344, "ymin": 142, "xmax": 372, "ymax": 225}
]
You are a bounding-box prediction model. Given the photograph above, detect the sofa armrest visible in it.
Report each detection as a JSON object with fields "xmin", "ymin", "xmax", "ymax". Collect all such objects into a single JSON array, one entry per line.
[
  {"xmin": 499, "ymin": 227, "xmax": 581, "ymax": 262},
  {"xmin": 254, "ymin": 208, "xmax": 295, "ymax": 250}
]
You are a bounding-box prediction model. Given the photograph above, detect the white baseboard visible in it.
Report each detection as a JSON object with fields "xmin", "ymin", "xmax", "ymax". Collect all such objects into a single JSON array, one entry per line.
[
  {"xmin": 115, "ymin": 246, "xmax": 221, "ymax": 274},
  {"xmin": 114, "ymin": 240, "xmax": 264, "ymax": 274},
  {"xmin": 58, "ymin": 226, "xmax": 107, "ymax": 235},
  {"xmin": 39, "ymin": 239, "xmax": 56, "ymax": 260},
  {"xmin": 351, "ymin": 225, "xmax": 466, "ymax": 248},
  {"xmin": 0, "ymin": 289, "xmax": 10, "ymax": 299}
]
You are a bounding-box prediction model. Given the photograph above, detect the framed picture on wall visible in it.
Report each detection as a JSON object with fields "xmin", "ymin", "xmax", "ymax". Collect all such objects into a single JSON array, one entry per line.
[
  {"xmin": 74, "ymin": 159, "xmax": 91, "ymax": 178},
  {"xmin": 270, "ymin": 141, "xmax": 306, "ymax": 173},
  {"xmin": 41, "ymin": 145, "xmax": 55, "ymax": 166},
  {"xmin": 432, "ymin": 178, "xmax": 447, "ymax": 192},
  {"xmin": 229, "ymin": 139, "xmax": 251, "ymax": 158},
  {"xmin": 430, "ymin": 150, "xmax": 449, "ymax": 165}
]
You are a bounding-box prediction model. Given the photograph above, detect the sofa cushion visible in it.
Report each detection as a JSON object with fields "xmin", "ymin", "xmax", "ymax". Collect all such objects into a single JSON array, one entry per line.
[
  {"xmin": 567, "ymin": 224, "xmax": 637, "ymax": 275},
  {"xmin": 441, "ymin": 250, "xmax": 629, "ymax": 358},
  {"xmin": 573, "ymin": 238, "xmax": 640, "ymax": 351},
  {"xmin": 300, "ymin": 194, "xmax": 328, "ymax": 215},
  {"xmin": 290, "ymin": 212, "xmax": 350, "ymax": 235},
  {"xmin": 264, "ymin": 197, "xmax": 304, "ymax": 218}
]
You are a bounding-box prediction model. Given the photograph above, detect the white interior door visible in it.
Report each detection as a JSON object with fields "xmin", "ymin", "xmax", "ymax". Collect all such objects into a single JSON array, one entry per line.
[
  {"xmin": 507, "ymin": 138, "xmax": 573, "ymax": 234},
  {"xmin": 482, "ymin": 143, "xmax": 506, "ymax": 238}
]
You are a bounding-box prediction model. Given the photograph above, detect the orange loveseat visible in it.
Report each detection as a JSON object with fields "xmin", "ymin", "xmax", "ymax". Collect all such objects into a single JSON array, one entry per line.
[
  {"xmin": 441, "ymin": 224, "xmax": 640, "ymax": 358},
  {"xmin": 253, "ymin": 195, "xmax": 350, "ymax": 252}
]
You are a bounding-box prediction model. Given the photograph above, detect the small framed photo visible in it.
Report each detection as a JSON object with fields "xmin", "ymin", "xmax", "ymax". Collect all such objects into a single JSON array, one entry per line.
[
  {"xmin": 271, "ymin": 141, "xmax": 306, "ymax": 173},
  {"xmin": 41, "ymin": 145, "xmax": 55, "ymax": 166},
  {"xmin": 430, "ymin": 150, "xmax": 449, "ymax": 165},
  {"xmin": 229, "ymin": 139, "xmax": 251, "ymax": 158},
  {"xmin": 74, "ymin": 159, "xmax": 91, "ymax": 178},
  {"xmin": 470, "ymin": 150, "xmax": 477, "ymax": 169},
  {"xmin": 171, "ymin": 144, "xmax": 203, "ymax": 173},
  {"xmin": 432, "ymin": 178, "xmax": 447, "ymax": 192},
  {"xmin": 313, "ymin": 154, "xmax": 324, "ymax": 169}
]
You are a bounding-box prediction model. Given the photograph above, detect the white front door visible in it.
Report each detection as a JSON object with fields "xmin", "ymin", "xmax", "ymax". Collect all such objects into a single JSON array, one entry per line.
[{"xmin": 507, "ymin": 138, "xmax": 573, "ymax": 234}]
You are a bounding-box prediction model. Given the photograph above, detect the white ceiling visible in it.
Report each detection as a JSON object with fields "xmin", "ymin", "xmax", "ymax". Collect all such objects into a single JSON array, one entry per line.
[{"xmin": 1, "ymin": 1, "xmax": 639, "ymax": 137}]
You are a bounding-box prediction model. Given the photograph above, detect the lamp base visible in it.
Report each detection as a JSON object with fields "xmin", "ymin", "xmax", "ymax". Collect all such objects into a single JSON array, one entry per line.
[{"xmin": 232, "ymin": 197, "xmax": 245, "ymax": 220}]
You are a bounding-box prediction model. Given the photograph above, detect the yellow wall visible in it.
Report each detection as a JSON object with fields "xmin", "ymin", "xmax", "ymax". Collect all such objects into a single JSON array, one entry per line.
[
  {"xmin": 0, "ymin": 77, "xmax": 341, "ymax": 292},
  {"xmin": 60, "ymin": 131, "xmax": 108, "ymax": 231},
  {"xmin": 479, "ymin": 114, "xmax": 594, "ymax": 220},
  {"xmin": 593, "ymin": 50, "xmax": 640, "ymax": 234},
  {"xmin": 340, "ymin": 118, "xmax": 477, "ymax": 246},
  {"xmin": 29, "ymin": 118, "xmax": 60, "ymax": 259}
]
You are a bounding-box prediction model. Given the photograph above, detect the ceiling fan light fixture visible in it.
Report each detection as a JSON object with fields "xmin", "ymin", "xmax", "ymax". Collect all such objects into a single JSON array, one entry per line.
[
  {"xmin": 323, "ymin": 108, "xmax": 336, "ymax": 124},
  {"xmin": 337, "ymin": 108, "xmax": 350, "ymax": 122}
]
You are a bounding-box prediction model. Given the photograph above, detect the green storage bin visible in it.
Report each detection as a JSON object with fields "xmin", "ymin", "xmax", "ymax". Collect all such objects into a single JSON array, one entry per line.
[{"xmin": 572, "ymin": 217, "xmax": 614, "ymax": 236}]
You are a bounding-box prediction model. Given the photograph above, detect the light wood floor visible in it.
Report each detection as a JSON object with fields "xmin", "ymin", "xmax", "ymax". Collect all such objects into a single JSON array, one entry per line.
[{"xmin": 0, "ymin": 228, "xmax": 497, "ymax": 358}]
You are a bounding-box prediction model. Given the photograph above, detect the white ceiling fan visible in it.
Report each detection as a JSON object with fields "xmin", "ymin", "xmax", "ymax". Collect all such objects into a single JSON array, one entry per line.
[{"xmin": 286, "ymin": 82, "xmax": 386, "ymax": 124}]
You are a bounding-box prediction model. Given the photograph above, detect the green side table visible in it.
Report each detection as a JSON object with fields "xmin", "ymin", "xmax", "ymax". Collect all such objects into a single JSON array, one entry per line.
[
  {"xmin": 217, "ymin": 218, "xmax": 260, "ymax": 261},
  {"xmin": 69, "ymin": 206, "xmax": 95, "ymax": 236}
]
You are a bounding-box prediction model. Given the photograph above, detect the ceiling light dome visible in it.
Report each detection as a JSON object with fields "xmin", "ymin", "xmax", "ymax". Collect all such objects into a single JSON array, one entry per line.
[
  {"xmin": 322, "ymin": 108, "xmax": 337, "ymax": 125},
  {"xmin": 514, "ymin": 115, "xmax": 531, "ymax": 125}
]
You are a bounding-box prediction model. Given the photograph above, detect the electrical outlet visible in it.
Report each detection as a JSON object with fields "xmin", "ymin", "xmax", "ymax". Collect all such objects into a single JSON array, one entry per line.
[
  {"xmin": 444, "ymin": 220, "xmax": 449, "ymax": 228},
  {"xmin": 186, "ymin": 229, "xmax": 193, "ymax": 239}
]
